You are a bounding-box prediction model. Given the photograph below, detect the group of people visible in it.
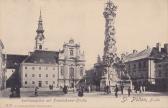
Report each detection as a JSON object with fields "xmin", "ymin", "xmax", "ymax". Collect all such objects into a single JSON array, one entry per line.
[
  {"xmin": 134, "ymin": 84, "xmax": 146, "ymax": 93},
  {"xmin": 10, "ymin": 86, "xmax": 20, "ymax": 98},
  {"xmin": 62, "ymin": 85, "xmax": 85, "ymax": 97},
  {"xmin": 104, "ymin": 84, "xmax": 132, "ymax": 97}
]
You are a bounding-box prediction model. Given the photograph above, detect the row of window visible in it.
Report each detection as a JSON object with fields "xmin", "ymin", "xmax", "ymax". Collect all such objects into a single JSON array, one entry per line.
[
  {"xmin": 25, "ymin": 81, "xmax": 55, "ymax": 85},
  {"xmin": 24, "ymin": 66, "xmax": 56, "ymax": 70},
  {"xmin": 60, "ymin": 66, "xmax": 84, "ymax": 77},
  {"xmin": 25, "ymin": 74, "xmax": 55, "ymax": 78},
  {"xmin": 128, "ymin": 61, "xmax": 147, "ymax": 69}
]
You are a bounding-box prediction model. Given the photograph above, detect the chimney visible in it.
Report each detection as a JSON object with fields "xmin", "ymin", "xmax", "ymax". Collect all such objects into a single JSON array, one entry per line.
[
  {"xmin": 156, "ymin": 43, "xmax": 161, "ymax": 52},
  {"xmin": 164, "ymin": 43, "xmax": 168, "ymax": 54},
  {"xmin": 133, "ymin": 50, "xmax": 137, "ymax": 54}
]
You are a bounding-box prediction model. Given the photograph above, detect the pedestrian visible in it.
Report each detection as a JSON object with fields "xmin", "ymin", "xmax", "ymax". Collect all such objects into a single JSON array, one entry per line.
[
  {"xmin": 63, "ymin": 85, "xmax": 68, "ymax": 94},
  {"xmin": 120, "ymin": 84, "xmax": 124, "ymax": 95},
  {"xmin": 88, "ymin": 85, "xmax": 91, "ymax": 93},
  {"xmin": 15, "ymin": 86, "xmax": 20, "ymax": 97},
  {"xmin": 128, "ymin": 86, "xmax": 131, "ymax": 96},
  {"xmin": 140, "ymin": 85, "xmax": 142, "ymax": 93},
  {"xmin": 143, "ymin": 85, "xmax": 146, "ymax": 92},
  {"xmin": 107, "ymin": 85, "xmax": 111, "ymax": 94},
  {"xmin": 78, "ymin": 86, "xmax": 84, "ymax": 97},
  {"xmin": 114, "ymin": 85, "xmax": 118, "ymax": 98},
  {"xmin": 34, "ymin": 87, "xmax": 38, "ymax": 96},
  {"xmin": 10, "ymin": 87, "xmax": 15, "ymax": 98}
]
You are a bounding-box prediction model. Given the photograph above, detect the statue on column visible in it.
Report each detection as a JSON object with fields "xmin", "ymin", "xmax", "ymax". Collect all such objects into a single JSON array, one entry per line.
[{"xmin": 100, "ymin": 0, "xmax": 119, "ymax": 90}]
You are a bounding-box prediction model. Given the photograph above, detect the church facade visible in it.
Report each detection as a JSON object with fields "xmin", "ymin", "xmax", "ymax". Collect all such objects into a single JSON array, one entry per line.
[{"xmin": 20, "ymin": 12, "xmax": 85, "ymax": 88}]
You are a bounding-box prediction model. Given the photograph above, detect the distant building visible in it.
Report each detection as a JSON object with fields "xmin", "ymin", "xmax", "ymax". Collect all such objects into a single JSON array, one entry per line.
[
  {"xmin": 0, "ymin": 39, "xmax": 5, "ymax": 90},
  {"xmin": 123, "ymin": 43, "xmax": 168, "ymax": 91},
  {"xmin": 93, "ymin": 55, "xmax": 104, "ymax": 89}
]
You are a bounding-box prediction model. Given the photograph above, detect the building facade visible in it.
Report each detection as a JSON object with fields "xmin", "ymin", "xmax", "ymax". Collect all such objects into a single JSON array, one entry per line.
[
  {"xmin": 123, "ymin": 43, "xmax": 168, "ymax": 91},
  {"xmin": 0, "ymin": 39, "xmax": 5, "ymax": 90},
  {"xmin": 21, "ymin": 50, "xmax": 59, "ymax": 88},
  {"xmin": 58, "ymin": 39, "xmax": 85, "ymax": 87},
  {"xmin": 155, "ymin": 44, "xmax": 168, "ymax": 91},
  {"xmin": 19, "ymin": 12, "xmax": 85, "ymax": 88}
]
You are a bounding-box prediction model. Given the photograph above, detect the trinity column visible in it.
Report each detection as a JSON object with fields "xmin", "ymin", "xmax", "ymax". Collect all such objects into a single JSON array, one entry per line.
[{"xmin": 100, "ymin": 0, "xmax": 119, "ymax": 89}]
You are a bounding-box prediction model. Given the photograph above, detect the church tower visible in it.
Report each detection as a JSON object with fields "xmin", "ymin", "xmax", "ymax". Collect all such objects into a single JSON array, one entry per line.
[{"xmin": 35, "ymin": 10, "xmax": 45, "ymax": 50}]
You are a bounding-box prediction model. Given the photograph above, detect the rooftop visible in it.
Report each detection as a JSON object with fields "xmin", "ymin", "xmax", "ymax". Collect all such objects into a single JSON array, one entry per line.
[{"xmin": 23, "ymin": 50, "xmax": 59, "ymax": 64}]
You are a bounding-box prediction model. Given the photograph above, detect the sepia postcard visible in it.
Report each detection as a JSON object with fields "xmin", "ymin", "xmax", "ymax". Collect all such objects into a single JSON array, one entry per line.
[{"xmin": 0, "ymin": 0, "xmax": 168, "ymax": 108}]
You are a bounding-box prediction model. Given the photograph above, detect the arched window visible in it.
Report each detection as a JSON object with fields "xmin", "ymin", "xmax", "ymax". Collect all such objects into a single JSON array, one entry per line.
[
  {"xmin": 39, "ymin": 45, "xmax": 42, "ymax": 49},
  {"xmin": 69, "ymin": 67, "xmax": 74, "ymax": 79},
  {"xmin": 61, "ymin": 66, "xmax": 64, "ymax": 75}
]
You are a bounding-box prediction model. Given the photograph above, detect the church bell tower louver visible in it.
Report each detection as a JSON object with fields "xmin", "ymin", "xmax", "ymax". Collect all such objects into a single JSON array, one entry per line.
[{"xmin": 35, "ymin": 10, "xmax": 45, "ymax": 50}]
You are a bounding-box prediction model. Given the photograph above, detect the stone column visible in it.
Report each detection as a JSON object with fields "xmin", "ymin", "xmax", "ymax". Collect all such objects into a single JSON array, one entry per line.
[{"xmin": 100, "ymin": 0, "xmax": 119, "ymax": 90}]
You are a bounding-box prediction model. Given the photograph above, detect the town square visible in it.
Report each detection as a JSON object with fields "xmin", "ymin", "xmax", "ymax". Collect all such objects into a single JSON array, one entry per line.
[{"xmin": 0, "ymin": 0, "xmax": 168, "ymax": 107}]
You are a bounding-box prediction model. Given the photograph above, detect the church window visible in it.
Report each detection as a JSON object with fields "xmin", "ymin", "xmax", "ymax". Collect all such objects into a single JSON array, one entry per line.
[
  {"xmin": 25, "ymin": 74, "xmax": 27, "ymax": 77},
  {"xmin": 39, "ymin": 45, "xmax": 42, "ymax": 50},
  {"xmin": 61, "ymin": 66, "xmax": 64, "ymax": 75},
  {"xmin": 69, "ymin": 67, "xmax": 74, "ymax": 79},
  {"xmin": 80, "ymin": 67, "xmax": 84, "ymax": 76},
  {"xmin": 70, "ymin": 49, "xmax": 74, "ymax": 56},
  {"xmin": 25, "ymin": 81, "xmax": 27, "ymax": 84}
]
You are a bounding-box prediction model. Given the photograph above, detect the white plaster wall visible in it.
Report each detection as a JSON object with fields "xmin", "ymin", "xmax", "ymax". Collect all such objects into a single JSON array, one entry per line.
[{"xmin": 21, "ymin": 63, "xmax": 58, "ymax": 88}]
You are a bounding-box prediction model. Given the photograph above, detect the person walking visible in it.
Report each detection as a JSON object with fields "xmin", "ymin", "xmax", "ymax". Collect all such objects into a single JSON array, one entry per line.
[
  {"xmin": 78, "ymin": 86, "xmax": 84, "ymax": 97},
  {"xmin": 88, "ymin": 85, "xmax": 91, "ymax": 93},
  {"xmin": 128, "ymin": 86, "xmax": 131, "ymax": 96},
  {"xmin": 120, "ymin": 84, "xmax": 124, "ymax": 95},
  {"xmin": 63, "ymin": 85, "xmax": 68, "ymax": 94},
  {"xmin": 114, "ymin": 85, "xmax": 118, "ymax": 98},
  {"xmin": 34, "ymin": 87, "xmax": 39, "ymax": 96}
]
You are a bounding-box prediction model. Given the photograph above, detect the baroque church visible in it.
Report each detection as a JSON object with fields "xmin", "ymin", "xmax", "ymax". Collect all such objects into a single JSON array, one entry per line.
[{"xmin": 6, "ymin": 11, "xmax": 85, "ymax": 88}]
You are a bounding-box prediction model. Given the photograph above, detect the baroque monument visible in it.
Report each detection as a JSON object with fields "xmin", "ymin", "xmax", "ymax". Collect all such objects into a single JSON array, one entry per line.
[{"xmin": 100, "ymin": 0, "xmax": 119, "ymax": 89}]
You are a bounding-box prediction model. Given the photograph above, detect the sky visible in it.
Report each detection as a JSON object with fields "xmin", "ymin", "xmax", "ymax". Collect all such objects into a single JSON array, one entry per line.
[{"xmin": 0, "ymin": 0, "xmax": 168, "ymax": 69}]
